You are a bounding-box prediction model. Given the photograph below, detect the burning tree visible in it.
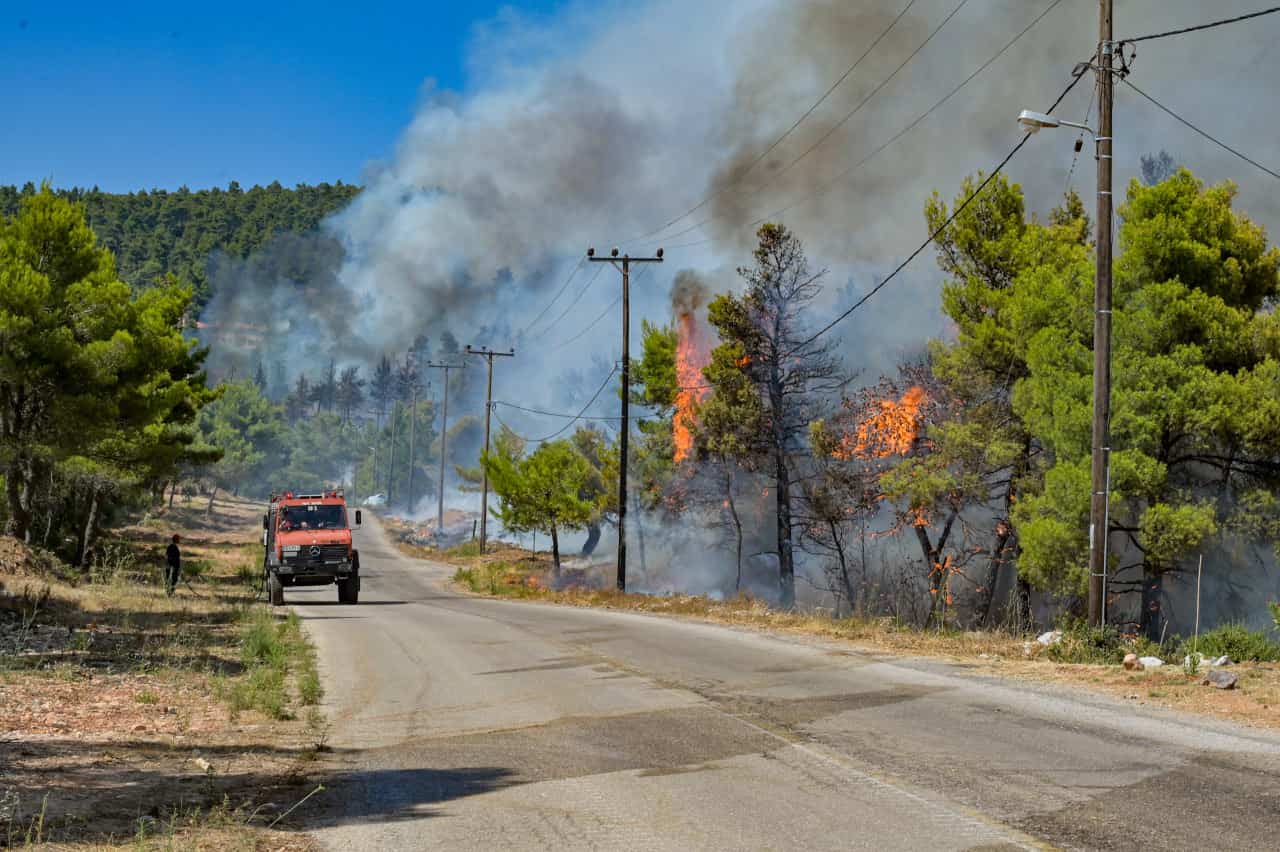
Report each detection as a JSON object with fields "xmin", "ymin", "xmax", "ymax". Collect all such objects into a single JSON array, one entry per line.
[{"xmin": 700, "ymin": 224, "xmax": 845, "ymax": 608}]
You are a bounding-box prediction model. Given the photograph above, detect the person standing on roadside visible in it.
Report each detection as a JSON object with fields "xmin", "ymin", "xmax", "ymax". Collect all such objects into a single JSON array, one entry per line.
[{"xmin": 165, "ymin": 534, "xmax": 182, "ymax": 596}]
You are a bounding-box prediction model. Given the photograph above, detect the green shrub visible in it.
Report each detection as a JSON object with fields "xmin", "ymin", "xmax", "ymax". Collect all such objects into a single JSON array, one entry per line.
[
  {"xmin": 1046, "ymin": 620, "xmax": 1128, "ymax": 664},
  {"xmin": 239, "ymin": 613, "xmax": 286, "ymax": 668},
  {"xmin": 1176, "ymin": 623, "xmax": 1280, "ymax": 662}
]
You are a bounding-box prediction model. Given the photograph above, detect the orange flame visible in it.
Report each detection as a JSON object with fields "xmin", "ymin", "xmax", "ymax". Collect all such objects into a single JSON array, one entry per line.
[
  {"xmin": 674, "ymin": 312, "xmax": 711, "ymax": 463},
  {"xmin": 834, "ymin": 386, "xmax": 927, "ymax": 460}
]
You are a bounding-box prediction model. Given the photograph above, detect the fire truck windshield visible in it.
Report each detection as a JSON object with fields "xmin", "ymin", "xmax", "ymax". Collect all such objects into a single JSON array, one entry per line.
[{"xmin": 278, "ymin": 504, "xmax": 347, "ymax": 530}]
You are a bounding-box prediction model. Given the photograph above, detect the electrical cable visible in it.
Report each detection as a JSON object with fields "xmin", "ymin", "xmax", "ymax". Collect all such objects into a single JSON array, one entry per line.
[
  {"xmin": 550, "ymin": 264, "xmax": 654, "ymax": 352},
  {"xmin": 492, "ymin": 366, "xmax": 619, "ymax": 443},
  {"xmin": 789, "ymin": 68, "xmax": 1089, "ymax": 352},
  {"xmin": 663, "ymin": 0, "xmax": 1069, "ymax": 250},
  {"xmin": 1064, "ymin": 76, "xmax": 1097, "ymax": 196},
  {"xmin": 737, "ymin": 0, "xmax": 973, "ymax": 196},
  {"xmin": 493, "ymin": 401, "xmax": 621, "ymax": 421},
  {"xmin": 552, "ymin": 294, "xmax": 620, "ymax": 352},
  {"xmin": 1118, "ymin": 6, "xmax": 1280, "ymax": 44},
  {"xmin": 520, "ymin": 257, "xmax": 585, "ymax": 338},
  {"xmin": 618, "ymin": 0, "xmax": 922, "ymax": 246},
  {"xmin": 528, "ymin": 263, "xmax": 605, "ymax": 342},
  {"xmin": 1120, "ymin": 77, "xmax": 1280, "ymax": 181}
]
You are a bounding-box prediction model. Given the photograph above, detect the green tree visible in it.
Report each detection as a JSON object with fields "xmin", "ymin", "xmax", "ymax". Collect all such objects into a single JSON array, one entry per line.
[
  {"xmin": 1010, "ymin": 170, "xmax": 1280, "ymax": 638},
  {"xmin": 1, "ymin": 188, "xmax": 212, "ymax": 546},
  {"xmin": 484, "ymin": 434, "xmax": 594, "ymax": 574},
  {"xmin": 198, "ymin": 380, "xmax": 288, "ymax": 501}
]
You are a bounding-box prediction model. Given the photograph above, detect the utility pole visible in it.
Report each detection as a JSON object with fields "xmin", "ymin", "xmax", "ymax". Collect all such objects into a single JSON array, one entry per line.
[
  {"xmin": 465, "ymin": 345, "xmax": 514, "ymax": 554},
  {"xmin": 386, "ymin": 399, "xmax": 398, "ymax": 507},
  {"xmin": 587, "ymin": 246, "xmax": 663, "ymax": 592},
  {"xmin": 1087, "ymin": 0, "xmax": 1115, "ymax": 627},
  {"xmin": 426, "ymin": 361, "xmax": 465, "ymax": 533},
  {"xmin": 407, "ymin": 380, "xmax": 419, "ymax": 514}
]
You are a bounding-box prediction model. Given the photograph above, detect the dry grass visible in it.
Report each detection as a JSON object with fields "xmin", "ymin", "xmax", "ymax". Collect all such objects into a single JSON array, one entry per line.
[
  {"xmin": 447, "ymin": 548, "xmax": 1280, "ymax": 731},
  {"xmin": 1, "ymin": 494, "xmax": 328, "ymax": 848}
]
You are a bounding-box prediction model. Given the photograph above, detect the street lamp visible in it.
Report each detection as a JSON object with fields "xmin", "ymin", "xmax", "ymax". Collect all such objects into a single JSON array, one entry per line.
[
  {"xmin": 1017, "ymin": 87, "xmax": 1115, "ymax": 629},
  {"xmin": 1016, "ymin": 109, "xmax": 1095, "ymax": 136}
]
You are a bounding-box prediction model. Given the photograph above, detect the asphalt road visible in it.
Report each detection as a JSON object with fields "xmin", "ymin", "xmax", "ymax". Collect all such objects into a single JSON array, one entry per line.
[{"xmin": 288, "ymin": 517, "xmax": 1280, "ymax": 851}]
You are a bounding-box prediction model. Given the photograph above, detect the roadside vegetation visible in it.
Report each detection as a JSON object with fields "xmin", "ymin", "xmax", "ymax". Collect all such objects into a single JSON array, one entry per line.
[
  {"xmin": 444, "ymin": 542, "xmax": 1280, "ymax": 730},
  {"xmin": 0, "ymin": 495, "xmax": 325, "ymax": 848}
]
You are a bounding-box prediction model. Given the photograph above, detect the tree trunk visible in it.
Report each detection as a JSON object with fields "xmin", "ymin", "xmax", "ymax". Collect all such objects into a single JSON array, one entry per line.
[
  {"xmin": 206, "ymin": 484, "xmax": 217, "ymax": 516},
  {"xmin": 828, "ymin": 520, "xmax": 855, "ymax": 617},
  {"xmin": 977, "ymin": 522, "xmax": 1013, "ymax": 628},
  {"xmin": 4, "ymin": 453, "xmax": 35, "ymax": 541},
  {"xmin": 916, "ymin": 510, "xmax": 958, "ymax": 628},
  {"xmin": 633, "ymin": 490, "xmax": 648, "ymax": 581},
  {"xmin": 775, "ymin": 449, "xmax": 795, "ymax": 609},
  {"xmin": 42, "ymin": 465, "xmax": 56, "ymax": 548},
  {"xmin": 1141, "ymin": 568, "xmax": 1164, "ymax": 642},
  {"xmin": 169, "ymin": 480, "xmax": 179, "ymax": 508},
  {"xmin": 1016, "ymin": 575, "xmax": 1033, "ymax": 632},
  {"xmin": 550, "ymin": 522, "xmax": 561, "ymax": 578},
  {"xmin": 581, "ymin": 522, "xmax": 601, "ymax": 556},
  {"xmin": 979, "ymin": 435, "xmax": 1031, "ymax": 628},
  {"xmin": 78, "ymin": 485, "xmax": 103, "ymax": 569},
  {"xmin": 726, "ymin": 472, "xmax": 744, "ymax": 593}
]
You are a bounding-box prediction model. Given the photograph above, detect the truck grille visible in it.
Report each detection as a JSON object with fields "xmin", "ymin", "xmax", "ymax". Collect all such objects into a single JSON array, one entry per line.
[{"xmin": 285, "ymin": 544, "xmax": 349, "ymax": 567}]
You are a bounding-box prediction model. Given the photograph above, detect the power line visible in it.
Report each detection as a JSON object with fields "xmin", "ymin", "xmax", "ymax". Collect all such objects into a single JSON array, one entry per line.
[
  {"xmin": 493, "ymin": 367, "xmax": 619, "ymax": 443},
  {"xmin": 791, "ymin": 69, "xmax": 1088, "ymax": 352},
  {"xmin": 520, "ymin": 257, "xmax": 585, "ymax": 338},
  {"xmin": 549, "ymin": 264, "xmax": 654, "ymax": 352},
  {"xmin": 1064, "ymin": 76, "xmax": 1098, "ymax": 195},
  {"xmin": 620, "ymin": 0, "xmax": 922, "ymax": 245},
  {"xmin": 1121, "ymin": 77, "xmax": 1280, "ymax": 181},
  {"xmin": 553, "ymin": 293, "xmax": 621, "ymax": 351},
  {"xmin": 1118, "ymin": 6, "xmax": 1280, "ymax": 44},
  {"xmin": 493, "ymin": 400, "xmax": 620, "ymax": 421},
  {"xmin": 663, "ymin": 0, "xmax": 1068, "ymax": 250},
  {"xmin": 741, "ymin": 0, "xmax": 973, "ymax": 196},
  {"xmin": 529, "ymin": 263, "xmax": 606, "ymax": 342}
]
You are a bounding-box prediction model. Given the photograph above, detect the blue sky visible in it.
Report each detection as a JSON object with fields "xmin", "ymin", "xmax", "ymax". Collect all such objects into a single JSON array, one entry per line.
[{"xmin": 1, "ymin": 1, "xmax": 564, "ymax": 191}]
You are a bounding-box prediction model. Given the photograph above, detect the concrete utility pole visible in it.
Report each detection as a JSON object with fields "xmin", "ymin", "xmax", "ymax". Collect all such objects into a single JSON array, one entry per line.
[
  {"xmin": 426, "ymin": 361, "xmax": 464, "ymax": 534},
  {"xmin": 1087, "ymin": 0, "xmax": 1115, "ymax": 627},
  {"xmin": 465, "ymin": 345, "xmax": 514, "ymax": 554},
  {"xmin": 587, "ymin": 246, "xmax": 663, "ymax": 592}
]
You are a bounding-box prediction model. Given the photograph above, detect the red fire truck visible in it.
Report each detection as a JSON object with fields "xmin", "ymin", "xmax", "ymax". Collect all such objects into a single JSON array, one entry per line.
[{"xmin": 262, "ymin": 490, "xmax": 361, "ymax": 605}]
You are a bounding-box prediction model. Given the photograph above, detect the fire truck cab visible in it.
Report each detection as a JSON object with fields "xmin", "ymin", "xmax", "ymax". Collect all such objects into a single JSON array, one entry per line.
[{"xmin": 263, "ymin": 490, "xmax": 361, "ymax": 606}]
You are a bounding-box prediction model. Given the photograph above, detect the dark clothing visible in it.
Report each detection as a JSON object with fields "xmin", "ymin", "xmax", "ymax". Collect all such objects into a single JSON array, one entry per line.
[{"xmin": 165, "ymin": 543, "xmax": 181, "ymax": 595}]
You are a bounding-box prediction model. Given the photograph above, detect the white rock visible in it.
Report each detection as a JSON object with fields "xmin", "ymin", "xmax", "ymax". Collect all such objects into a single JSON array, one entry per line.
[
  {"xmin": 1036, "ymin": 630, "xmax": 1063, "ymax": 647},
  {"xmin": 1138, "ymin": 656, "xmax": 1164, "ymax": 668}
]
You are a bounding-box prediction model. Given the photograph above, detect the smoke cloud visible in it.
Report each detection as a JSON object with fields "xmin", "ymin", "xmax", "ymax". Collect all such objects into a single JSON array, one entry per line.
[{"xmin": 197, "ymin": 0, "xmax": 1280, "ymax": 620}]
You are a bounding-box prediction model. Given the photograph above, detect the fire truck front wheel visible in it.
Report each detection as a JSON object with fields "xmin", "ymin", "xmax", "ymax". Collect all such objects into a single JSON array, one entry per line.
[
  {"xmin": 267, "ymin": 572, "xmax": 284, "ymax": 606},
  {"xmin": 337, "ymin": 576, "xmax": 359, "ymax": 604}
]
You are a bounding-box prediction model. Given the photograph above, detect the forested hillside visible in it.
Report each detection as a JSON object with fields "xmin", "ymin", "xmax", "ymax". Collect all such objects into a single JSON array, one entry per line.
[{"xmin": 0, "ymin": 181, "xmax": 359, "ymax": 304}]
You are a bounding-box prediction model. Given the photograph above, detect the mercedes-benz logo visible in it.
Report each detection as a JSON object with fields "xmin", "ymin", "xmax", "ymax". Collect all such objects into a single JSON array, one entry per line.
[{"xmin": 309, "ymin": 545, "xmax": 321, "ymax": 558}]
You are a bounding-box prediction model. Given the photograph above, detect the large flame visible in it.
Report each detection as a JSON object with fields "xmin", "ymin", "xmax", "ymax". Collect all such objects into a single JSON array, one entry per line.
[
  {"xmin": 835, "ymin": 386, "xmax": 927, "ymax": 460},
  {"xmin": 673, "ymin": 312, "xmax": 711, "ymax": 463}
]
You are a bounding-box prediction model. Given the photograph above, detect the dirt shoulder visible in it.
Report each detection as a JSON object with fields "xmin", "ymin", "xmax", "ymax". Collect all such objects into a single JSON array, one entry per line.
[
  {"xmin": 434, "ymin": 542, "xmax": 1280, "ymax": 733},
  {"xmin": 1, "ymin": 495, "xmax": 323, "ymax": 850}
]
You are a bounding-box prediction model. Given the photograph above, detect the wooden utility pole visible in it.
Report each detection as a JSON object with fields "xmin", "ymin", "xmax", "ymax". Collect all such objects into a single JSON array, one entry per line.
[
  {"xmin": 1087, "ymin": 0, "xmax": 1115, "ymax": 627},
  {"xmin": 465, "ymin": 345, "xmax": 514, "ymax": 554},
  {"xmin": 587, "ymin": 247, "xmax": 663, "ymax": 592},
  {"xmin": 407, "ymin": 380, "xmax": 419, "ymax": 514},
  {"xmin": 426, "ymin": 361, "xmax": 464, "ymax": 534},
  {"xmin": 386, "ymin": 399, "xmax": 398, "ymax": 507}
]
